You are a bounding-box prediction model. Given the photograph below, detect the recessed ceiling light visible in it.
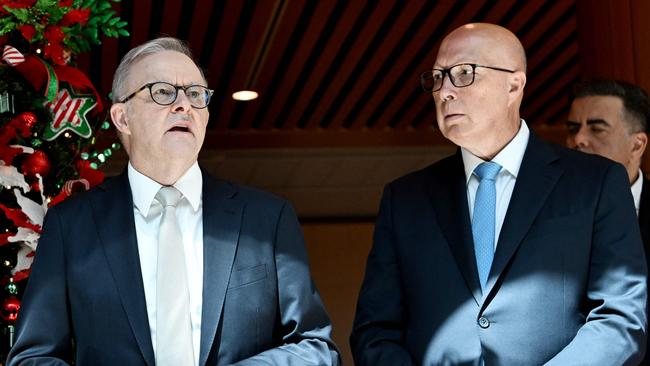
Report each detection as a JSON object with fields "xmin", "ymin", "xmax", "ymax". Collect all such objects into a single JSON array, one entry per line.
[{"xmin": 232, "ymin": 90, "xmax": 259, "ymax": 101}]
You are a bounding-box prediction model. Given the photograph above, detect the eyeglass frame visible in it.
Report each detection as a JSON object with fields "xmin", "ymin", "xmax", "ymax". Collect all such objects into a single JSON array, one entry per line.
[
  {"xmin": 419, "ymin": 63, "xmax": 516, "ymax": 93},
  {"xmin": 118, "ymin": 81, "xmax": 215, "ymax": 109}
]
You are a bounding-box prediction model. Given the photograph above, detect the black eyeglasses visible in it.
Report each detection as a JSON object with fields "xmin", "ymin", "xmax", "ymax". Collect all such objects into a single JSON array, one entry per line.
[
  {"xmin": 119, "ymin": 81, "xmax": 214, "ymax": 109},
  {"xmin": 419, "ymin": 63, "xmax": 515, "ymax": 93}
]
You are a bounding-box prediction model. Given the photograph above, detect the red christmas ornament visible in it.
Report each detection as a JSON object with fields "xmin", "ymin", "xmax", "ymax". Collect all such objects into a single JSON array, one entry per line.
[
  {"xmin": 21, "ymin": 150, "xmax": 51, "ymax": 178},
  {"xmin": 17, "ymin": 24, "xmax": 36, "ymax": 41},
  {"xmin": 44, "ymin": 26, "xmax": 65, "ymax": 43},
  {"xmin": 1, "ymin": 296, "xmax": 20, "ymax": 325},
  {"xmin": 17, "ymin": 111, "xmax": 37, "ymax": 129}
]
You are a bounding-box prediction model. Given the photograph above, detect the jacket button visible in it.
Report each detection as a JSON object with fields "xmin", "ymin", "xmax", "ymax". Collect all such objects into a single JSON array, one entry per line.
[{"xmin": 478, "ymin": 316, "xmax": 490, "ymax": 329}]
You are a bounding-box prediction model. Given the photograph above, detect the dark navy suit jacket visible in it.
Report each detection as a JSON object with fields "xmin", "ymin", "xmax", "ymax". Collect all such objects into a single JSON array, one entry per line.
[
  {"xmin": 351, "ymin": 134, "xmax": 647, "ymax": 365},
  {"xmin": 8, "ymin": 171, "xmax": 339, "ymax": 365}
]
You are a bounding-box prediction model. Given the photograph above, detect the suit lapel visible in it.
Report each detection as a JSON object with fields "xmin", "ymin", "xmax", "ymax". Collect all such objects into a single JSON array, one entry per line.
[
  {"xmin": 430, "ymin": 152, "xmax": 482, "ymax": 305},
  {"xmin": 483, "ymin": 134, "xmax": 562, "ymax": 300},
  {"xmin": 89, "ymin": 172, "xmax": 155, "ymax": 366},
  {"xmin": 198, "ymin": 174, "xmax": 242, "ymax": 366}
]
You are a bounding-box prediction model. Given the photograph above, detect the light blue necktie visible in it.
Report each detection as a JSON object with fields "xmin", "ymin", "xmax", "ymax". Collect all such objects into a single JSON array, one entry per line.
[{"xmin": 472, "ymin": 161, "xmax": 502, "ymax": 291}]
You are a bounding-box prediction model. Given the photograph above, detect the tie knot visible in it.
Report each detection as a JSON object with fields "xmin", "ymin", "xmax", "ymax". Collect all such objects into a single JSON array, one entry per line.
[
  {"xmin": 155, "ymin": 186, "xmax": 183, "ymax": 208},
  {"xmin": 474, "ymin": 161, "xmax": 502, "ymax": 181}
]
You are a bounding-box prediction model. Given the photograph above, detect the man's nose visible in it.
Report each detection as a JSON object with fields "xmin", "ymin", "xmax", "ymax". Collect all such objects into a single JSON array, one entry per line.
[
  {"xmin": 437, "ymin": 74, "xmax": 456, "ymax": 102},
  {"xmin": 172, "ymin": 89, "xmax": 192, "ymax": 112},
  {"xmin": 570, "ymin": 127, "xmax": 590, "ymax": 149}
]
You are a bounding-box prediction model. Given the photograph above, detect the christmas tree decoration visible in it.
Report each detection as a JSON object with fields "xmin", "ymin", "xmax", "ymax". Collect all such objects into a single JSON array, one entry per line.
[
  {"xmin": 0, "ymin": 297, "xmax": 20, "ymax": 325},
  {"xmin": 4, "ymin": 279, "xmax": 17, "ymax": 296},
  {"xmin": 20, "ymin": 150, "xmax": 51, "ymax": 178},
  {"xmin": 15, "ymin": 112, "xmax": 36, "ymax": 129},
  {"xmin": 0, "ymin": 0, "xmax": 128, "ymax": 64},
  {"xmin": 1, "ymin": 45, "xmax": 24, "ymax": 66},
  {"xmin": 0, "ymin": 92, "xmax": 14, "ymax": 114},
  {"xmin": 0, "ymin": 253, "xmax": 16, "ymax": 274},
  {"xmin": 43, "ymin": 85, "xmax": 95, "ymax": 140},
  {"xmin": 0, "ymin": 165, "xmax": 29, "ymax": 192},
  {"xmin": 0, "ymin": 0, "xmax": 129, "ymax": 354}
]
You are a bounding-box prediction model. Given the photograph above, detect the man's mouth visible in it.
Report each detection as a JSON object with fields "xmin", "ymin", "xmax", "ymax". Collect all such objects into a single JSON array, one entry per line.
[
  {"xmin": 168, "ymin": 126, "xmax": 191, "ymax": 133},
  {"xmin": 445, "ymin": 113, "xmax": 464, "ymax": 120}
]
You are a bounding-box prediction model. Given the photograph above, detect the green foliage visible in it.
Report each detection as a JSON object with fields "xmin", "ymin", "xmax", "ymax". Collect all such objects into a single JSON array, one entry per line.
[{"xmin": 0, "ymin": 0, "xmax": 128, "ymax": 60}]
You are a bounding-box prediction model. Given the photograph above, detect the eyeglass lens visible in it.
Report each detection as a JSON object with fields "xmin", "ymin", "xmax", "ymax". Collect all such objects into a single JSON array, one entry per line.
[
  {"xmin": 150, "ymin": 82, "xmax": 211, "ymax": 108},
  {"xmin": 420, "ymin": 64, "xmax": 476, "ymax": 92}
]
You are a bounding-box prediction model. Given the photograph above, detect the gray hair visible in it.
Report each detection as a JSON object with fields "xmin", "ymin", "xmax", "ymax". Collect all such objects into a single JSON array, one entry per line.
[{"xmin": 111, "ymin": 37, "xmax": 205, "ymax": 102}]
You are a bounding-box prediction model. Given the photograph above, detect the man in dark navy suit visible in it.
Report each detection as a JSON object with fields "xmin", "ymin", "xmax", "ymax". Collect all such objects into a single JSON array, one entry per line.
[
  {"xmin": 566, "ymin": 78, "xmax": 650, "ymax": 364},
  {"xmin": 8, "ymin": 37, "xmax": 340, "ymax": 366},
  {"xmin": 351, "ymin": 23, "xmax": 647, "ymax": 365}
]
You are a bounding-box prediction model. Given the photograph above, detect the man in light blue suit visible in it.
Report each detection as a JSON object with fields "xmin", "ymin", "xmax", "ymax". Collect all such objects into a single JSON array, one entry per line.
[
  {"xmin": 351, "ymin": 23, "xmax": 647, "ymax": 365},
  {"xmin": 8, "ymin": 37, "xmax": 339, "ymax": 366}
]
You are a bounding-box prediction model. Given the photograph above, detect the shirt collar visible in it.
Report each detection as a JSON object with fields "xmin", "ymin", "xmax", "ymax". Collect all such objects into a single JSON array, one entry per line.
[
  {"xmin": 631, "ymin": 169, "xmax": 643, "ymax": 214},
  {"xmin": 462, "ymin": 119, "xmax": 530, "ymax": 184},
  {"xmin": 128, "ymin": 162, "xmax": 202, "ymax": 217}
]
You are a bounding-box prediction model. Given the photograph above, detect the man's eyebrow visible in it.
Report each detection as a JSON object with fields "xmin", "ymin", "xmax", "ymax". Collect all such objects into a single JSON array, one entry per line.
[{"xmin": 586, "ymin": 119, "xmax": 610, "ymax": 127}]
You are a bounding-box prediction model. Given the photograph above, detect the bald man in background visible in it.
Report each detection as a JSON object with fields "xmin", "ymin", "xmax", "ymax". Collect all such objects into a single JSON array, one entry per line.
[{"xmin": 351, "ymin": 23, "xmax": 647, "ymax": 365}]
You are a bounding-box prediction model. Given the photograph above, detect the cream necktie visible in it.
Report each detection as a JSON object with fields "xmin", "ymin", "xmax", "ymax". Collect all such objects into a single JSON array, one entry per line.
[{"xmin": 153, "ymin": 186, "xmax": 194, "ymax": 366}]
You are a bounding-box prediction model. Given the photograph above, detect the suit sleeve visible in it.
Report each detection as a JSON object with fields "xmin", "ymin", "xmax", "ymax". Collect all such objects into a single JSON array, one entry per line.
[
  {"xmin": 546, "ymin": 163, "xmax": 648, "ymax": 365},
  {"xmin": 7, "ymin": 207, "xmax": 73, "ymax": 365},
  {"xmin": 350, "ymin": 185, "xmax": 415, "ymax": 366},
  {"xmin": 231, "ymin": 201, "xmax": 340, "ymax": 366}
]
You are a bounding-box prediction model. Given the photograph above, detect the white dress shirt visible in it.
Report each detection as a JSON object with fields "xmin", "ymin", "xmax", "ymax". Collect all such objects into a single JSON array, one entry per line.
[
  {"xmin": 128, "ymin": 162, "xmax": 204, "ymax": 365},
  {"xmin": 463, "ymin": 120, "xmax": 530, "ymax": 249},
  {"xmin": 631, "ymin": 169, "xmax": 643, "ymax": 217}
]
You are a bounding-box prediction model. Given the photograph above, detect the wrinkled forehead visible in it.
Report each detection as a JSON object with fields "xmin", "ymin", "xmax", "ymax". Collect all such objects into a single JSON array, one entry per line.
[
  {"xmin": 129, "ymin": 51, "xmax": 206, "ymax": 87},
  {"xmin": 434, "ymin": 32, "xmax": 508, "ymax": 69}
]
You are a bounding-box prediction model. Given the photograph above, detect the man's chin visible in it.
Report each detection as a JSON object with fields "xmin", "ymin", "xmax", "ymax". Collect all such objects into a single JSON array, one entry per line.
[{"xmin": 439, "ymin": 124, "xmax": 466, "ymax": 144}]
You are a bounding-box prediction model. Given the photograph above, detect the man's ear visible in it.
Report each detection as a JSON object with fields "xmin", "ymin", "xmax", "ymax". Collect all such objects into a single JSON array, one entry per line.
[
  {"xmin": 508, "ymin": 71, "xmax": 526, "ymax": 94},
  {"xmin": 110, "ymin": 103, "xmax": 131, "ymax": 136},
  {"xmin": 631, "ymin": 131, "xmax": 648, "ymax": 160},
  {"xmin": 506, "ymin": 71, "xmax": 526, "ymax": 107}
]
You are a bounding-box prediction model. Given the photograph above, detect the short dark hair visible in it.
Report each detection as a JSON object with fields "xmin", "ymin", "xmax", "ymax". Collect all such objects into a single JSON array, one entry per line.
[{"xmin": 572, "ymin": 79, "xmax": 650, "ymax": 134}]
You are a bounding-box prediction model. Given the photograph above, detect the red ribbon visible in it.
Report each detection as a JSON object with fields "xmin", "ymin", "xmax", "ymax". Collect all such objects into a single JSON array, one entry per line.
[{"xmin": 13, "ymin": 55, "xmax": 103, "ymax": 112}]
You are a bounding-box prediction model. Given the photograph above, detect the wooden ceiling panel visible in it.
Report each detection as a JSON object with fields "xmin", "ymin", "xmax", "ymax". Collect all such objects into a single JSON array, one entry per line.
[
  {"xmin": 525, "ymin": 42, "xmax": 579, "ymax": 106},
  {"xmin": 254, "ymin": 1, "xmax": 340, "ymax": 130},
  {"xmin": 526, "ymin": 60, "xmax": 580, "ymax": 119},
  {"xmin": 204, "ymin": 0, "xmax": 244, "ymax": 130},
  {"xmin": 481, "ymin": 0, "xmax": 520, "ymax": 24},
  {"xmin": 343, "ymin": 1, "xmax": 464, "ymax": 131},
  {"xmin": 325, "ymin": 0, "xmax": 432, "ymax": 130},
  {"xmin": 279, "ymin": 0, "xmax": 371, "ymax": 130},
  {"xmin": 537, "ymin": 90, "xmax": 572, "ymax": 126},
  {"xmin": 518, "ymin": 1, "xmax": 573, "ymax": 48},
  {"xmin": 238, "ymin": 1, "xmax": 305, "ymax": 130},
  {"xmin": 86, "ymin": 0, "xmax": 583, "ymax": 148},
  {"xmin": 302, "ymin": 2, "xmax": 429, "ymax": 128},
  {"xmin": 159, "ymin": 1, "xmax": 184, "ymax": 36},
  {"xmin": 214, "ymin": 1, "xmax": 280, "ymax": 130},
  {"xmin": 186, "ymin": 0, "xmax": 216, "ymax": 56},
  {"xmin": 503, "ymin": 1, "xmax": 548, "ymax": 35}
]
